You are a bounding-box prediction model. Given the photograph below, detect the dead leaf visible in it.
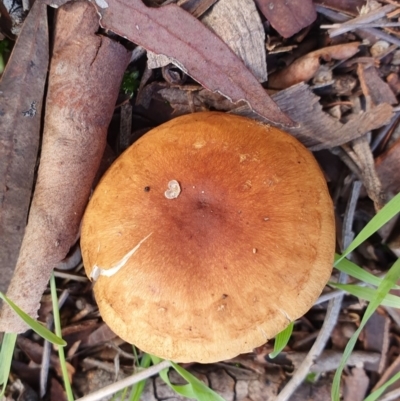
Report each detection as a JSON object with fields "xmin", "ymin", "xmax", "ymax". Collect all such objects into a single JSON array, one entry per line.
[
  {"xmin": 376, "ymin": 137, "xmax": 400, "ymax": 196},
  {"xmin": 358, "ymin": 64, "xmax": 397, "ymax": 106},
  {"xmin": 269, "ymin": 42, "xmax": 361, "ymax": 89},
  {"xmin": 343, "ymin": 367, "xmax": 369, "ymax": 401},
  {"xmin": 177, "ymin": 0, "xmax": 218, "ymax": 18},
  {"xmin": 201, "ymin": 0, "xmax": 267, "ymax": 82},
  {"xmin": 17, "ymin": 336, "xmax": 75, "ymax": 381},
  {"xmin": 233, "ymin": 83, "xmax": 393, "ymax": 150},
  {"xmin": 92, "ymin": 0, "xmax": 294, "ymax": 127},
  {"xmin": 360, "ymin": 310, "xmax": 389, "ymax": 373},
  {"xmin": 0, "ymin": 0, "xmax": 48, "ymax": 295},
  {"xmin": 0, "ymin": 0, "xmax": 131, "ymax": 333},
  {"xmin": 254, "ymin": 0, "xmax": 316, "ymax": 38}
]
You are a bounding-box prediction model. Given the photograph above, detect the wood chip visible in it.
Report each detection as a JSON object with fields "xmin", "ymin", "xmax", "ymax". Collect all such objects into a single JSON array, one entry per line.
[
  {"xmin": 254, "ymin": 0, "xmax": 316, "ymax": 38},
  {"xmin": 201, "ymin": 0, "xmax": 267, "ymax": 82}
]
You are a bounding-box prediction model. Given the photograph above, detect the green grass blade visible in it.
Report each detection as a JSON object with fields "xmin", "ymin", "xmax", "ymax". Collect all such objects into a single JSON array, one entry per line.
[
  {"xmin": 129, "ymin": 353, "xmax": 152, "ymax": 401},
  {"xmin": 169, "ymin": 362, "xmax": 226, "ymax": 401},
  {"xmin": 364, "ymin": 371, "xmax": 400, "ymax": 401},
  {"xmin": 0, "ymin": 291, "xmax": 66, "ymax": 346},
  {"xmin": 269, "ymin": 322, "xmax": 294, "ymax": 359},
  {"xmin": 331, "ymin": 257, "xmax": 400, "ymax": 401},
  {"xmin": 0, "ymin": 333, "xmax": 17, "ymax": 396},
  {"xmin": 334, "ymin": 255, "xmax": 400, "ymax": 289},
  {"xmin": 150, "ymin": 355, "xmax": 225, "ymax": 401},
  {"xmin": 50, "ymin": 274, "xmax": 74, "ymax": 401},
  {"xmin": 330, "ymin": 283, "xmax": 400, "ymax": 308},
  {"xmin": 336, "ymin": 192, "xmax": 400, "ymax": 264}
]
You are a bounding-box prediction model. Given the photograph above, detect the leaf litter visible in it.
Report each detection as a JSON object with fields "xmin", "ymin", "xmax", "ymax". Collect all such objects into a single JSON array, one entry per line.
[{"xmin": 2, "ymin": 0, "xmax": 400, "ymax": 400}]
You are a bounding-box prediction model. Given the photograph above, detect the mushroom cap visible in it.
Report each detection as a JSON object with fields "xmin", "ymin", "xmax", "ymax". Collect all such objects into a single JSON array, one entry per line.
[{"xmin": 81, "ymin": 112, "xmax": 335, "ymax": 363}]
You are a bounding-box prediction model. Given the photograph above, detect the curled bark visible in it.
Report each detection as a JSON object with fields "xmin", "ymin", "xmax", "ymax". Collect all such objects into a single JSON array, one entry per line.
[{"xmin": 0, "ymin": 0, "xmax": 131, "ymax": 333}]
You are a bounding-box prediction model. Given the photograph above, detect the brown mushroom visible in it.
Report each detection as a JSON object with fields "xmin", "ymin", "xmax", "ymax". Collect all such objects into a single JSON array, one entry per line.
[{"xmin": 80, "ymin": 112, "xmax": 335, "ymax": 363}]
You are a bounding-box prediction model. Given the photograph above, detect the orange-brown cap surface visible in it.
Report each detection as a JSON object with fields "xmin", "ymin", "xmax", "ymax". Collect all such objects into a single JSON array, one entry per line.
[{"xmin": 81, "ymin": 112, "xmax": 335, "ymax": 363}]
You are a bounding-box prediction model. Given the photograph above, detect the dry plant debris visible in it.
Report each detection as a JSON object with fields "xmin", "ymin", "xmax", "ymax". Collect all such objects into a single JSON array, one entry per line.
[
  {"xmin": 0, "ymin": 0, "xmax": 48, "ymax": 295},
  {"xmin": 1, "ymin": 0, "xmax": 400, "ymax": 400},
  {"xmin": 92, "ymin": 0, "xmax": 293, "ymax": 126},
  {"xmin": 0, "ymin": 0, "xmax": 131, "ymax": 333}
]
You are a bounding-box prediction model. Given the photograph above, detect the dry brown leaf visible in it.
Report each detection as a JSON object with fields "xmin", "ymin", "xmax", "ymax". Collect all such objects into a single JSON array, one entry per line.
[
  {"xmin": 358, "ymin": 64, "xmax": 397, "ymax": 106},
  {"xmin": 177, "ymin": 0, "xmax": 218, "ymax": 18},
  {"xmin": 376, "ymin": 137, "xmax": 400, "ymax": 197},
  {"xmin": 150, "ymin": 0, "xmax": 267, "ymax": 82},
  {"xmin": 0, "ymin": 0, "xmax": 48, "ymax": 295},
  {"xmin": 93, "ymin": 0, "xmax": 293, "ymax": 126},
  {"xmin": 343, "ymin": 368, "xmax": 369, "ymax": 401},
  {"xmin": 269, "ymin": 42, "xmax": 361, "ymax": 89},
  {"xmin": 0, "ymin": 1, "xmax": 131, "ymax": 333},
  {"xmin": 254, "ymin": 0, "xmax": 316, "ymax": 38},
  {"xmin": 233, "ymin": 83, "xmax": 393, "ymax": 150}
]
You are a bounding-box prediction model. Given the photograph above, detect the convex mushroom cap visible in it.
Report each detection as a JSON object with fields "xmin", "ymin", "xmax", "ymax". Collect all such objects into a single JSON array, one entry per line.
[{"xmin": 81, "ymin": 112, "xmax": 335, "ymax": 363}]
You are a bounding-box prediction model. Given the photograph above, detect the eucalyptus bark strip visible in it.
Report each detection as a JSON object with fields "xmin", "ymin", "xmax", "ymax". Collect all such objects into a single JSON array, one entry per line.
[
  {"xmin": 0, "ymin": 0, "xmax": 48, "ymax": 295},
  {"xmin": 0, "ymin": 0, "xmax": 131, "ymax": 333}
]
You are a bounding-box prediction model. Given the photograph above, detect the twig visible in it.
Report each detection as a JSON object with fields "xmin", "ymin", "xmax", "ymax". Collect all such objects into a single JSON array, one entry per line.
[
  {"xmin": 75, "ymin": 360, "xmax": 171, "ymax": 401},
  {"xmin": 371, "ymin": 112, "xmax": 400, "ymax": 152},
  {"xmin": 322, "ymin": 22, "xmax": 400, "ymax": 29},
  {"xmin": 276, "ymin": 182, "xmax": 361, "ymax": 401},
  {"xmin": 275, "ymin": 294, "xmax": 343, "ymax": 401},
  {"xmin": 316, "ymin": 5, "xmax": 400, "ymax": 47},
  {"xmin": 380, "ymin": 387, "xmax": 400, "ymax": 401},
  {"xmin": 53, "ymin": 271, "xmax": 88, "ymax": 282},
  {"xmin": 315, "ymin": 271, "xmax": 387, "ymax": 305},
  {"xmin": 327, "ymin": 4, "xmax": 397, "ymax": 37}
]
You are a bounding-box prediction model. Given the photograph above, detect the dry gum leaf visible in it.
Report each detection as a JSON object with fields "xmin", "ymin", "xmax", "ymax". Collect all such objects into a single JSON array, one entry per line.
[
  {"xmin": 269, "ymin": 42, "xmax": 361, "ymax": 89},
  {"xmin": 0, "ymin": 0, "xmax": 131, "ymax": 333},
  {"xmin": 93, "ymin": 0, "xmax": 293, "ymax": 126},
  {"xmin": 357, "ymin": 64, "xmax": 397, "ymax": 106},
  {"xmin": 0, "ymin": 0, "xmax": 48, "ymax": 294},
  {"xmin": 177, "ymin": 0, "xmax": 218, "ymax": 18},
  {"xmin": 149, "ymin": 0, "xmax": 268, "ymax": 82},
  {"xmin": 376, "ymin": 137, "xmax": 400, "ymax": 197},
  {"xmin": 254, "ymin": 0, "xmax": 316, "ymax": 38}
]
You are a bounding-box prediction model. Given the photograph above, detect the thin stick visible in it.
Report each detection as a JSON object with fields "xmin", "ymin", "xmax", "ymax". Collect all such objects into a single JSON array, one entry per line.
[
  {"xmin": 327, "ymin": 4, "xmax": 397, "ymax": 37},
  {"xmin": 316, "ymin": 5, "xmax": 400, "ymax": 47},
  {"xmin": 75, "ymin": 360, "xmax": 171, "ymax": 401},
  {"xmin": 322, "ymin": 22, "xmax": 400, "ymax": 29},
  {"xmin": 276, "ymin": 181, "xmax": 361, "ymax": 401},
  {"xmin": 380, "ymin": 387, "xmax": 400, "ymax": 401}
]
